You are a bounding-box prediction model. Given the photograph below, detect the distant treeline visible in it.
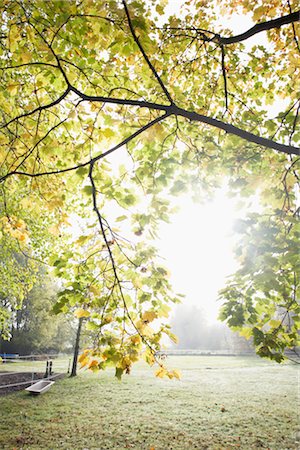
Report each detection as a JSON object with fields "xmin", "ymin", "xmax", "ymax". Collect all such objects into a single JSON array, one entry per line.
[{"xmin": 171, "ymin": 305, "xmax": 254, "ymax": 354}]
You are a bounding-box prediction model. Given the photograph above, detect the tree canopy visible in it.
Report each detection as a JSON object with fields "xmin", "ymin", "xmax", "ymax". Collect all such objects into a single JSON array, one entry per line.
[{"xmin": 0, "ymin": 0, "xmax": 299, "ymax": 375}]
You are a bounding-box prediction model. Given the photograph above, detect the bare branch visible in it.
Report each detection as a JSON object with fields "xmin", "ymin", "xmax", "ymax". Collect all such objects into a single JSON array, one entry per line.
[{"xmin": 289, "ymin": 102, "xmax": 300, "ymax": 146}]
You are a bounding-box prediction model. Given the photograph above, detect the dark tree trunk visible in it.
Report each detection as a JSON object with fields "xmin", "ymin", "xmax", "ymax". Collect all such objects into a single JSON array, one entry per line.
[{"xmin": 70, "ymin": 317, "xmax": 83, "ymax": 377}]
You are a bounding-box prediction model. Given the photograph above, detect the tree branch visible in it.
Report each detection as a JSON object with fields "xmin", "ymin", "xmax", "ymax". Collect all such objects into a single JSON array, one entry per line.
[
  {"xmin": 0, "ymin": 112, "xmax": 170, "ymax": 181},
  {"xmin": 1, "ymin": 87, "xmax": 70, "ymax": 130},
  {"xmin": 2, "ymin": 84, "xmax": 299, "ymax": 161},
  {"xmin": 0, "ymin": 62, "xmax": 59, "ymax": 70},
  {"xmin": 220, "ymin": 45, "xmax": 228, "ymax": 111},
  {"xmin": 10, "ymin": 118, "xmax": 68, "ymax": 174},
  {"xmin": 163, "ymin": 11, "xmax": 300, "ymax": 45},
  {"xmin": 70, "ymin": 86, "xmax": 168, "ymax": 111},
  {"xmin": 287, "ymin": 1, "xmax": 300, "ymax": 52},
  {"xmin": 88, "ymin": 162, "xmax": 158, "ymax": 358},
  {"xmin": 122, "ymin": 0, "xmax": 173, "ymax": 105},
  {"xmin": 1, "ymin": 91, "xmax": 298, "ymax": 182},
  {"xmin": 173, "ymin": 106, "xmax": 299, "ymax": 156},
  {"xmin": 70, "ymin": 89, "xmax": 299, "ymax": 156},
  {"xmin": 219, "ymin": 10, "xmax": 300, "ymax": 45}
]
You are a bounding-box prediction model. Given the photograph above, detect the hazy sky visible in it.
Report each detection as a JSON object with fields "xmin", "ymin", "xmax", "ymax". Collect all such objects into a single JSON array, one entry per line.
[{"xmin": 158, "ymin": 188, "xmax": 241, "ymax": 324}]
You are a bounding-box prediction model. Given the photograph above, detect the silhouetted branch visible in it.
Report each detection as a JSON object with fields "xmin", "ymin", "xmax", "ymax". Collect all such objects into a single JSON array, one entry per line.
[
  {"xmin": 163, "ymin": 11, "xmax": 300, "ymax": 45},
  {"xmin": 217, "ymin": 10, "xmax": 300, "ymax": 44},
  {"xmin": 122, "ymin": 0, "xmax": 173, "ymax": 104},
  {"xmin": 221, "ymin": 45, "xmax": 228, "ymax": 111},
  {"xmin": 173, "ymin": 106, "xmax": 299, "ymax": 156},
  {"xmin": 1, "ymin": 87, "xmax": 71, "ymax": 130}
]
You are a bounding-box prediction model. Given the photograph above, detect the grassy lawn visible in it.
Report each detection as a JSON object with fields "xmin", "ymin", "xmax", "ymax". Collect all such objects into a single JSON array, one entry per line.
[
  {"xmin": 0, "ymin": 356, "xmax": 298, "ymax": 449},
  {"xmin": 0, "ymin": 356, "xmax": 70, "ymax": 374}
]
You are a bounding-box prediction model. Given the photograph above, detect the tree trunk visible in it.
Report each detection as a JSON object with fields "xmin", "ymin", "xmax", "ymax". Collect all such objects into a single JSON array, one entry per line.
[{"xmin": 70, "ymin": 317, "xmax": 83, "ymax": 377}]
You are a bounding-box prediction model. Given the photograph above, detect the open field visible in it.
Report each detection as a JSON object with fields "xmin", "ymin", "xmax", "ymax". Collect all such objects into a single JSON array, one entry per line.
[
  {"xmin": 0, "ymin": 356, "xmax": 70, "ymax": 374},
  {"xmin": 0, "ymin": 356, "xmax": 298, "ymax": 449}
]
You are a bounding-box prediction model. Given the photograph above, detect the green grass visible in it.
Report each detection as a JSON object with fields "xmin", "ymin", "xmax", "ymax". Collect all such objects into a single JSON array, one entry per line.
[
  {"xmin": 0, "ymin": 356, "xmax": 298, "ymax": 449},
  {"xmin": 0, "ymin": 356, "xmax": 70, "ymax": 374}
]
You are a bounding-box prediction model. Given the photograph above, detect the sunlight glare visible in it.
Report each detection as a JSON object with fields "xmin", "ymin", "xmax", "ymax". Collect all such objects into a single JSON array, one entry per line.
[{"xmin": 158, "ymin": 187, "xmax": 241, "ymax": 324}]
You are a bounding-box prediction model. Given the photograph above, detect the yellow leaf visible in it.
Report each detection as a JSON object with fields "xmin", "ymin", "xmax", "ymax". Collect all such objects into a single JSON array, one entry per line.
[
  {"xmin": 129, "ymin": 352, "xmax": 139, "ymax": 363},
  {"xmin": 135, "ymin": 319, "xmax": 144, "ymax": 330},
  {"xmin": 143, "ymin": 349, "xmax": 155, "ymax": 366},
  {"xmin": 103, "ymin": 128, "xmax": 114, "ymax": 138},
  {"xmin": 48, "ymin": 224, "xmax": 60, "ymax": 236},
  {"xmin": 142, "ymin": 311, "xmax": 157, "ymax": 323},
  {"xmin": 79, "ymin": 357, "xmax": 89, "ymax": 368},
  {"xmin": 253, "ymin": 5, "xmax": 265, "ymax": 21},
  {"xmin": 88, "ymin": 359, "xmax": 99, "ymax": 369},
  {"xmin": 269, "ymin": 319, "xmax": 282, "ymax": 329},
  {"xmin": 172, "ymin": 369, "xmax": 181, "ymax": 380},
  {"xmin": 89, "ymin": 285, "xmax": 100, "ymax": 296},
  {"xmin": 68, "ymin": 110, "xmax": 76, "ymax": 119},
  {"xmin": 130, "ymin": 335, "xmax": 142, "ymax": 345},
  {"xmin": 78, "ymin": 351, "xmax": 89, "ymax": 363},
  {"xmin": 142, "ymin": 324, "xmax": 154, "ymax": 337},
  {"xmin": 239, "ymin": 327, "xmax": 252, "ymax": 340},
  {"xmin": 21, "ymin": 52, "xmax": 31, "ymax": 63},
  {"xmin": 15, "ymin": 219, "xmax": 26, "ymax": 230},
  {"xmin": 7, "ymin": 84, "xmax": 19, "ymax": 95},
  {"xmin": 168, "ymin": 332, "xmax": 179, "ymax": 344},
  {"xmin": 120, "ymin": 356, "xmax": 131, "ymax": 369},
  {"xmin": 103, "ymin": 315, "xmax": 113, "ymax": 324},
  {"xmin": 18, "ymin": 232, "xmax": 27, "ymax": 242},
  {"xmin": 136, "ymin": 320, "xmax": 153, "ymax": 337},
  {"xmin": 9, "ymin": 228, "xmax": 28, "ymax": 243},
  {"xmin": 74, "ymin": 308, "xmax": 90, "ymax": 318},
  {"xmin": 155, "ymin": 366, "xmax": 167, "ymax": 378},
  {"xmin": 91, "ymin": 102, "xmax": 99, "ymax": 112},
  {"xmin": 20, "ymin": 198, "xmax": 33, "ymax": 209},
  {"xmin": 157, "ymin": 304, "xmax": 171, "ymax": 318}
]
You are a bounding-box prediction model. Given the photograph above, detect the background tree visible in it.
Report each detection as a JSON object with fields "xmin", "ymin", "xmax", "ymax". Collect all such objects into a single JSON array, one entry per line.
[
  {"xmin": 0, "ymin": 0, "xmax": 299, "ymax": 375},
  {"xmin": 0, "ymin": 271, "xmax": 75, "ymax": 355}
]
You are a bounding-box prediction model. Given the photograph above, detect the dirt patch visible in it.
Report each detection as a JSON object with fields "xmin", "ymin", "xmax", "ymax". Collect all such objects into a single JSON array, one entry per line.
[{"xmin": 0, "ymin": 371, "xmax": 65, "ymax": 395}]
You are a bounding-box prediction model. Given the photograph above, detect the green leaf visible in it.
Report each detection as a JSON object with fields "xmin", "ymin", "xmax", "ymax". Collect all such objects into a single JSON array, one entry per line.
[
  {"xmin": 115, "ymin": 367, "xmax": 124, "ymax": 380},
  {"xmin": 82, "ymin": 186, "xmax": 93, "ymax": 196}
]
